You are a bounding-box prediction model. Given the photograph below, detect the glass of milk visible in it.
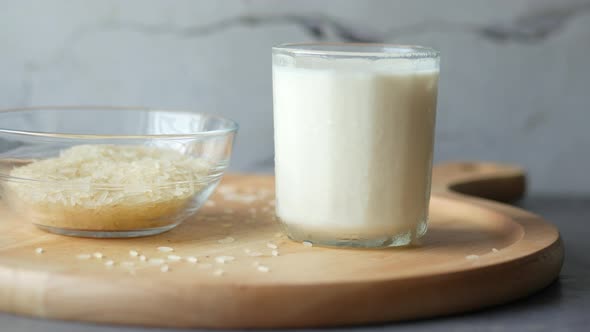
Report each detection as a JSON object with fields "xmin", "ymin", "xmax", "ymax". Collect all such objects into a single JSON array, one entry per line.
[{"xmin": 272, "ymin": 43, "xmax": 439, "ymax": 248}]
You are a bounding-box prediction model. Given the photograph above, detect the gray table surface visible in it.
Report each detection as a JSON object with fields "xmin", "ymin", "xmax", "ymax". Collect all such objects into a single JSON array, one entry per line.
[{"xmin": 1, "ymin": 194, "xmax": 588, "ymax": 332}]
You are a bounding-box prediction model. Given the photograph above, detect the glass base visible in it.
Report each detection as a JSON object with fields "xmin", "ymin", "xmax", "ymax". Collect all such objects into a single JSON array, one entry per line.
[
  {"xmin": 282, "ymin": 219, "xmax": 428, "ymax": 248},
  {"xmin": 34, "ymin": 223, "xmax": 179, "ymax": 238}
]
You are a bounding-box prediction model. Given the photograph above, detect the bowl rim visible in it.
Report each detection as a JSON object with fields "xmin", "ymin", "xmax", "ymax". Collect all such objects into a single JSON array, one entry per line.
[{"xmin": 0, "ymin": 106, "xmax": 239, "ymax": 139}]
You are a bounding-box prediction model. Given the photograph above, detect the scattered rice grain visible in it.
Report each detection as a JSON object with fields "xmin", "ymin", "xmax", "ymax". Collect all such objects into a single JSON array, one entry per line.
[
  {"xmin": 492, "ymin": 248, "xmax": 500, "ymax": 253},
  {"xmin": 93, "ymin": 252, "xmax": 104, "ymax": 259},
  {"xmin": 186, "ymin": 256, "xmax": 198, "ymax": 263},
  {"xmin": 302, "ymin": 241, "xmax": 313, "ymax": 247},
  {"xmin": 129, "ymin": 250, "xmax": 139, "ymax": 257},
  {"xmin": 160, "ymin": 264, "xmax": 169, "ymax": 272},
  {"xmin": 139, "ymin": 255, "xmax": 147, "ymax": 262},
  {"xmin": 215, "ymin": 255, "xmax": 235, "ymax": 264},
  {"xmin": 167, "ymin": 254, "xmax": 182, "ymax": 261},
  {"xmin": 466, "ymin": 254, "xmax": 479, "ymax": 260},
  {"xmin": 157, "ymin": 246, "xmax": 174, "ymax": 253},
  {"xmin": 257, "ymin": 265, "xmax": 270, "ymax": 273},
  {"xmin": 271, "ymin": 250, "xmax": 279, "ymax": 257},
  {"xmin": 35, "ymin": 247, "xmax": 44, "ymax": 254},
  {"xmin": 104, "ymin": 260, "xmax": 115, "ymax": 267},
  {"xmin": 76, "ymin": 254, "xmax": 91, "ymax": 260},
  {"xmin": 266, "ymin": 242, "xmax": 278, "ymax": 249}
]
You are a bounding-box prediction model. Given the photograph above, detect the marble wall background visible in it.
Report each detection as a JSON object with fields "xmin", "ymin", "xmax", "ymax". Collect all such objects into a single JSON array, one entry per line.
[{"xmin": 0, "ymin": 0, "xmax": 588, "ymax": 194}]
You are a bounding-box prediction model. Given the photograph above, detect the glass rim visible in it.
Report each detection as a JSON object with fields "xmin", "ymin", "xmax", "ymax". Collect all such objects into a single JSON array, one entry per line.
[
  {"xmin": 273, "ymin": 42, "xmax": 440, "ymax": 59},
  {"xmin": 0, "ymin": 106, "xmax": 239, "ymax": 139}
]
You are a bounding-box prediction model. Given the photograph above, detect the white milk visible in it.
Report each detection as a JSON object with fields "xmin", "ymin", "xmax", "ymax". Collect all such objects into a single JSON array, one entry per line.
[{"xmin": 273, "ymin": 56, "xmax": 439, "ymax": 247}]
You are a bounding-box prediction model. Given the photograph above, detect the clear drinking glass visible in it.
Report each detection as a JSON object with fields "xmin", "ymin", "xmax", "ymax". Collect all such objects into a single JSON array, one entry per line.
[{"xmin": 272, "ymin": 43, "xmax": 440, "ymax": 248}]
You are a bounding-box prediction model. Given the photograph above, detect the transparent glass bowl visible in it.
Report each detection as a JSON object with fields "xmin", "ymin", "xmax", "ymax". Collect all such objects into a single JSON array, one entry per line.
[{"xmin": 0, "ymin": 107, "xmax": 238, "ymax": 238}]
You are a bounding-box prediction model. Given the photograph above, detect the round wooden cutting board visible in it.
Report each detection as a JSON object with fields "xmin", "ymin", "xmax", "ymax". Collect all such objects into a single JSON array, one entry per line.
[{"xmin": 0, "ymin": 162, "xmax": 563, "ymax": 328}]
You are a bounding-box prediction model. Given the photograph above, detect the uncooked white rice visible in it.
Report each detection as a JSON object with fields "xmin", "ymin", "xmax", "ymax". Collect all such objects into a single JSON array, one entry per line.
[
  {"xmin": 7, "ymin": 145, "xmax": 210, "ymax": 231},
  {"xmin": 257, "ymin": 265, "xmax": 270, "ymax": 273},
  {"xmin": 157, "ymin": 246, "xmax": 174, "ymax": 253},
  {"xmin": 167, "ymin": 254, "xmax": 182, "ymax": 261},
  {"xmin": 215, "ymin": 256, "xmax": 235, "ymax": 264},
  {"xmin": 186, "ymin": 256, "xmax": 198, "ymax": 263}
]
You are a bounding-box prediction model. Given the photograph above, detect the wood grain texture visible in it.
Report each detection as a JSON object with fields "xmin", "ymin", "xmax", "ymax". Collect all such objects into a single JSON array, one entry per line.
[{"xmin": 0, "ymin": 162, "xmax": 563, "ymax": 328}]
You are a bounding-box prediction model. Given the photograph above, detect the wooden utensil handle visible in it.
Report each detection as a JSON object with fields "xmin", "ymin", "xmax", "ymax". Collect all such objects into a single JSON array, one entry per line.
[{"xmin": 432, "ymin": 161, "xmax": 526, "ymax": 203}]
